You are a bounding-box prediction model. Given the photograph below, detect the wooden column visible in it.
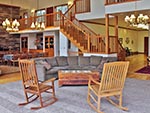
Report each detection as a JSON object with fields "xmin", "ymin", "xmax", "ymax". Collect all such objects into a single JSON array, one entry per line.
[
  {"xmin": 114, "ymin": 15, "xmax": 118, "ymax": 53},
  {"xmin": 105, "ymin": 0, "xmax": 108, "ymax": 5},
  {"xmin": 105, "ymin": 14, "xmax": 109, "ymax": 53}
]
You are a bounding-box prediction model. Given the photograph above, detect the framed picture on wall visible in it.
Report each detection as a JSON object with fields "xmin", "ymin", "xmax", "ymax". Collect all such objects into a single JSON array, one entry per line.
[
  {"xmin": 125, "ymin": 37, "xmax": 130, "ymax": 44},
  {"xmin": 119, "ymin": 38, "xmax": 123, "ymax": 44}
]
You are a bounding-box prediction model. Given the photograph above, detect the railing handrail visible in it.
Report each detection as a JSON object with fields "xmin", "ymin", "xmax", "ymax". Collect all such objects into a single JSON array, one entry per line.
[
  {"xmin": 60, "ymin": 12, "xmax": 88, "ymax": 36},
  {"xmin": 64, "ymin": 1, "xmax": 75, "ymax": 15},
  {"xmin": 73, "ymin": 18, "xmax": 98, "ymax": 36}
]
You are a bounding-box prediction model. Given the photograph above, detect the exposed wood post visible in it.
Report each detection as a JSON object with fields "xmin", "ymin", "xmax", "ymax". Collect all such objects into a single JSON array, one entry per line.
[
  {"xmin": 88, "ymin": 34, "xmax": 90, "ymax": 52},
  {"xmin": 74, "ymin": 0, "xmax": 76, "ymax": 14},
  {"xmin": 105, "ymin": 0, "xmax": 108, "ymax": 5},
  {"xmin": 105, "ymin": 14, "xmax": 109, "ymax": 54},
  {"xmin": 115, "ymin": 15, "xmax": 118, "ymax": 53}
]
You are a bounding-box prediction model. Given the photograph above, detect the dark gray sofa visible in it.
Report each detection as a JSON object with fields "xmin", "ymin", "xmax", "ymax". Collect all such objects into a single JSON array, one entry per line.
[{"xmin": 34, "ymin": 56, "xmax": 117, "ymax": 81}]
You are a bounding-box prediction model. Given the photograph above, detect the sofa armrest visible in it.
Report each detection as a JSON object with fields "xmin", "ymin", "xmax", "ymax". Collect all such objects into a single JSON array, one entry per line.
[{"xmin": 36, "ymin": 64, "xmax": 46, "ymax": 81}]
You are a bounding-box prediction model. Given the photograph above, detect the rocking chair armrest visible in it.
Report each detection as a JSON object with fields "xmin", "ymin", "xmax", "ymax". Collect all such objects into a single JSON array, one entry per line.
[
  {"xmin": 43, "ymin": 77, "xmax": 56, "ymax": 83},
  {"xmin": 88, "ymin": 76, "xmax": 101, "ymax": 85}
]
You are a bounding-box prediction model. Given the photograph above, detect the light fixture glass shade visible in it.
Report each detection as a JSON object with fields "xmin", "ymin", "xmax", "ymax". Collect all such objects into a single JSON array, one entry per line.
[
  {"xmin": 125, "ymin": 13, "xmax": 150, "ymax": 29},
  {"xmin": 2, "ymin": 18, "xmax": 20, "ymax": 32},
  {"xmin": 30, "ymin": 21, "xmax": 45, "ymax": 30},
  {"xmin": 41, "ymin": 22, "xmax": 45, "ymax": 29},
  {"xmin": 31, "ymin": 22, "xmax": 36, "ymax": 28}
]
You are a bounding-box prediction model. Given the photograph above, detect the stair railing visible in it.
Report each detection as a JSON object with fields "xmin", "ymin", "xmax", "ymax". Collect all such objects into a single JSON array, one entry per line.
[
  {"xmin": 60, "ymin": 12, "xmax": 105, "ymax": 53},
  {"xmin": 118, "ymin": 40, "xmax": 126, "ymax": 61}
]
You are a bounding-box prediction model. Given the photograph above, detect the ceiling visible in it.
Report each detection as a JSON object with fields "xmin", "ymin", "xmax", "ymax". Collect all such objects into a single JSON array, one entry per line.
[{"xmin": 82, "ymin": 9, "xmax": 150, "ymax": 31}]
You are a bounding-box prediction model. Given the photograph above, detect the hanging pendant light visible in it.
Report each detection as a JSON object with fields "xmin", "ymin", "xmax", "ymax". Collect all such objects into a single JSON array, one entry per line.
[
  {"xmin": 124, "ymin": 1, "xmax": 149, "ymax": 29},
  {"xmin": 2, "ymin": 0, "xmax": 20, "ymax": 32}
]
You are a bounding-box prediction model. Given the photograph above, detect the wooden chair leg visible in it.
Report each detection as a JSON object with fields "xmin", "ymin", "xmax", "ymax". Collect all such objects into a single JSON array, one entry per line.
[
  {"xmin": 19, "ymin": 93, "xmax": 39, "ymax": 106},
  {"xmin": 106, "ymin": 95, "xmax": 128, "ymax": 111},
  {"xmin": 87, "ymin": 88, "xmax": 104, "ymax": 113}
]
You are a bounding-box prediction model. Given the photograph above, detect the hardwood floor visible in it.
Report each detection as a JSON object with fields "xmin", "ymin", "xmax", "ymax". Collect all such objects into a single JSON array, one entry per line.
[
  {"xmin": 0, "ymin": 54, "xmax": 149, "ymax": 84},
  {"xmin": 126, "ymin": 54, "xmax": 150, "ymax": 80},
  {"xmin": 0, "ymin": 72, "xmax": 21, "ymax": 84}
]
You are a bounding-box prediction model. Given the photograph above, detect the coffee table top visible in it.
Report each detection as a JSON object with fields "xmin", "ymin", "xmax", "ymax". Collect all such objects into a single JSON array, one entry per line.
[{"xmin": 59, "ymin": 69, "xmax": 97, "ymax": 73}]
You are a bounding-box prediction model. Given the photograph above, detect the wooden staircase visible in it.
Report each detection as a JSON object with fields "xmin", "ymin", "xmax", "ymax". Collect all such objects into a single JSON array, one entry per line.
[{"xmin": 59, "ymin": 1, "xmax": 105, "ymax": 53}]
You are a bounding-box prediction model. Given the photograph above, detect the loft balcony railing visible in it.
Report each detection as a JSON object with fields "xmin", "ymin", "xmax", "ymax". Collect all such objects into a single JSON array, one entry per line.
[
  {"xmin": 19, "ymin": 12, "xmax": 60, "ymax": 30},
  {"xmin": 105, "ymin": 0, "xmax": 137, "ymax": 5},
  {"xmin": 75, "ymin": 0, "xmax": 90, "ymax": 14}
]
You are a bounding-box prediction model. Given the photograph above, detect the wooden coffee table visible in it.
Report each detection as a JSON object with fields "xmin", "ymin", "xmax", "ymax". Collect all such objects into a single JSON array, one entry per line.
[{"xmin": 58, "ymin": 70, "xmax": 100, "ymax": 86}]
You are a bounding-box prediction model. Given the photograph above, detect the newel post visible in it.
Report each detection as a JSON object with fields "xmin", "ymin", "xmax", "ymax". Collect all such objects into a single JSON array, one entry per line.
[
  {"xmin": 105, "ymin": 14, "xmax": 109, "ymax": 54},
  {"xmin": 115, "ymin": 15, "xmax": 118, "ymax": 53},
  {"xmin": 88, "ymin": 34, "xmax": 90, "ymax": 52}
]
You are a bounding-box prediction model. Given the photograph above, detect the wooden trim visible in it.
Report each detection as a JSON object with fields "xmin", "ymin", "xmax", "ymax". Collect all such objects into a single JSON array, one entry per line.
[
  {"xmin": 0, "ymin": 3, "xmax": 20, "ymax": 8},
  {"xmin": 54, "ymin": 3, "xmax": 68, "ymax": 8},
  {"xmin": 105, "ymin": 14, "xmax": 109, "ymax": 54},
  {"xmin": 115, "ymin": 16, "xmax": 118, "ymax": 53},
  {"xmin": 105, "ymin": 0, "xmax": 138, "ymax": 5},
  {"xmin": 79, "ymin": 20, "xmax": 148, "ymax": 31},
  {"xmin": 138, "ymin": 52, "xmax": 144, "ymax": 54}
]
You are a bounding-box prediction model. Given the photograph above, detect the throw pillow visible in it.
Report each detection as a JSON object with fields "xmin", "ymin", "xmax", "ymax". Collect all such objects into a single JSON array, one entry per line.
[
  {"xmin": 38, "ymin": 60, "xmax": 52, "ymax": 70},
  {"xmin": 97, "ymin": 59, "xmax": 109, "ymax": 70},
  {"xmin": 46, "ymin": 58, "xmax": 58, "ymax": 67}
]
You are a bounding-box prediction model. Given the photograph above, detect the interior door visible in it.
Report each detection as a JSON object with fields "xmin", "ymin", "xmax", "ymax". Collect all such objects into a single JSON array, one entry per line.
[
  {"xmin": 46, "ymin": 7, "xmax": 54, "ymax": 26},
  {"xmin": 21, "ymin": 37, "xmax": 28, "ymax": 52},
  {"xmin": 45, "ymin": 36, "xmax": 54, "ymax": 57},
  {"xmin": 144, "ymin": 37, "xmax": 149, "ymax": 56}
]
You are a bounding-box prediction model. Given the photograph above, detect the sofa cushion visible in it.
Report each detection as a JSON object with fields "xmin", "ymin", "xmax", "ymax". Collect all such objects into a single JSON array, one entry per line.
[
  {"xmin": 78, "ymin": 56, "xmax": 90, "ymax": 66},
  {"xmin": 67, "ymin": 56, "xmax": 78, "ymax": 66},
  {"xmin": 104, "ymin": 57, "xmax": 117, "ymax": 62},
  {"xmin": 81, "ymin": 66, "xmax": 97, "ymax": 70},
  {"xmin": 68, "ymin": 65, "xmax": 82, "ymax": 70},
  {"xmin": 46, "ymin": 57, "xmax": 58, "ymax": 67},
  {"xmin": 97, "ymin": 58, "xmax": 109, "ymax": 71},
  {"xmin": 56, "ymin": 56, "xmax": 68, "ymax": 66},
  {"xmin": 36, "ymin": 60, "xmax": 51, "ymax": 70},
  {"xmin": 46, "ymin": 66, "xmax": 69, "ymax": 74},
  {"xmin": 90, "ymin": 56, "xmax": 103, "ymax": 66}
]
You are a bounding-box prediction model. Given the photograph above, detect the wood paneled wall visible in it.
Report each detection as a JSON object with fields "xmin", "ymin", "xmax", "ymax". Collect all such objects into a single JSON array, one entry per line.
[{"xmin": 0, "ymin": 4, "xmax": 20, "ymax": 51}]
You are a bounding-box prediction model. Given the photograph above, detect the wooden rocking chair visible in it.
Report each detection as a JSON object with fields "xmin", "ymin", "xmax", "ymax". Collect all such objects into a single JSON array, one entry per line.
[
  {"xmin": 87, "ymin": 61, "xmax": 129, "ymax": 113},
  {"xmin": 18, "ymin": 59, "xmax": 57, "ymax": 110}
]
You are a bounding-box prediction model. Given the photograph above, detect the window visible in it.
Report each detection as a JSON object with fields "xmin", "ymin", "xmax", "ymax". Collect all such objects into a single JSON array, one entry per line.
[
  {"xmin": 56, "ymin": 5, "xmax": 68, "ymax": 14},
  {"xmin": 35, "ymin": 9, "xmax": 46, "ymax": 23},
  {"xmin": 55, "ymin": 4, "xmax": 68, "ymax": 20}
]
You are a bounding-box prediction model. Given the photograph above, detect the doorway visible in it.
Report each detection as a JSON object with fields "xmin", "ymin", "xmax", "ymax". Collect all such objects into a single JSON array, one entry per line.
[
  {"xmin": 45, "ymin": 36, "xmax": 54, "ymax": 57},
  {"xmin": 144, "ymin": 37, "xmax": 149, "ymax": 56},
  {"xmin": 46, "ymin": 7, "xmax": 54, "ymax": 26}
]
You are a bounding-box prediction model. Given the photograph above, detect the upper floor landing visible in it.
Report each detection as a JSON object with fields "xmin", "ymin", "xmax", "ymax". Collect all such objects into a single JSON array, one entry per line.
[{"xmin": 105, "ymin": 0, "xmax": 150, "ymax": 14}]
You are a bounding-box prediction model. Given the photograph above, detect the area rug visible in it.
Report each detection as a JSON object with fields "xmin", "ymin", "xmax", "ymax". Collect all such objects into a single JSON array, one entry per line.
[
  {"xmin": 135, "ymin": 66, "xmax": 150, "ymax": 74},
  {"xmin": 0, "ymin": 65, "xmax": 20, "ymax": 75},
  {"xmin": 0, "ymin": 78, "xmax": 150, "ymax": 113}
]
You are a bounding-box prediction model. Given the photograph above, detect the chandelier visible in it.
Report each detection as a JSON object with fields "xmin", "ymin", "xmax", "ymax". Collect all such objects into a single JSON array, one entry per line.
[
  {"xmin": 125, "ymin": 14, "xmax": 149, "ymax": 29},
  {"xmin": 124, "ymin": 1, "xmax": 149, "ymax": 29},
  {"xmin": 2, "ymin": 18, "xmax": 20, "ymax": 32},
  {"xmin": 2, "ymin": 0, "xmax": 20, "ymax": 32}
]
